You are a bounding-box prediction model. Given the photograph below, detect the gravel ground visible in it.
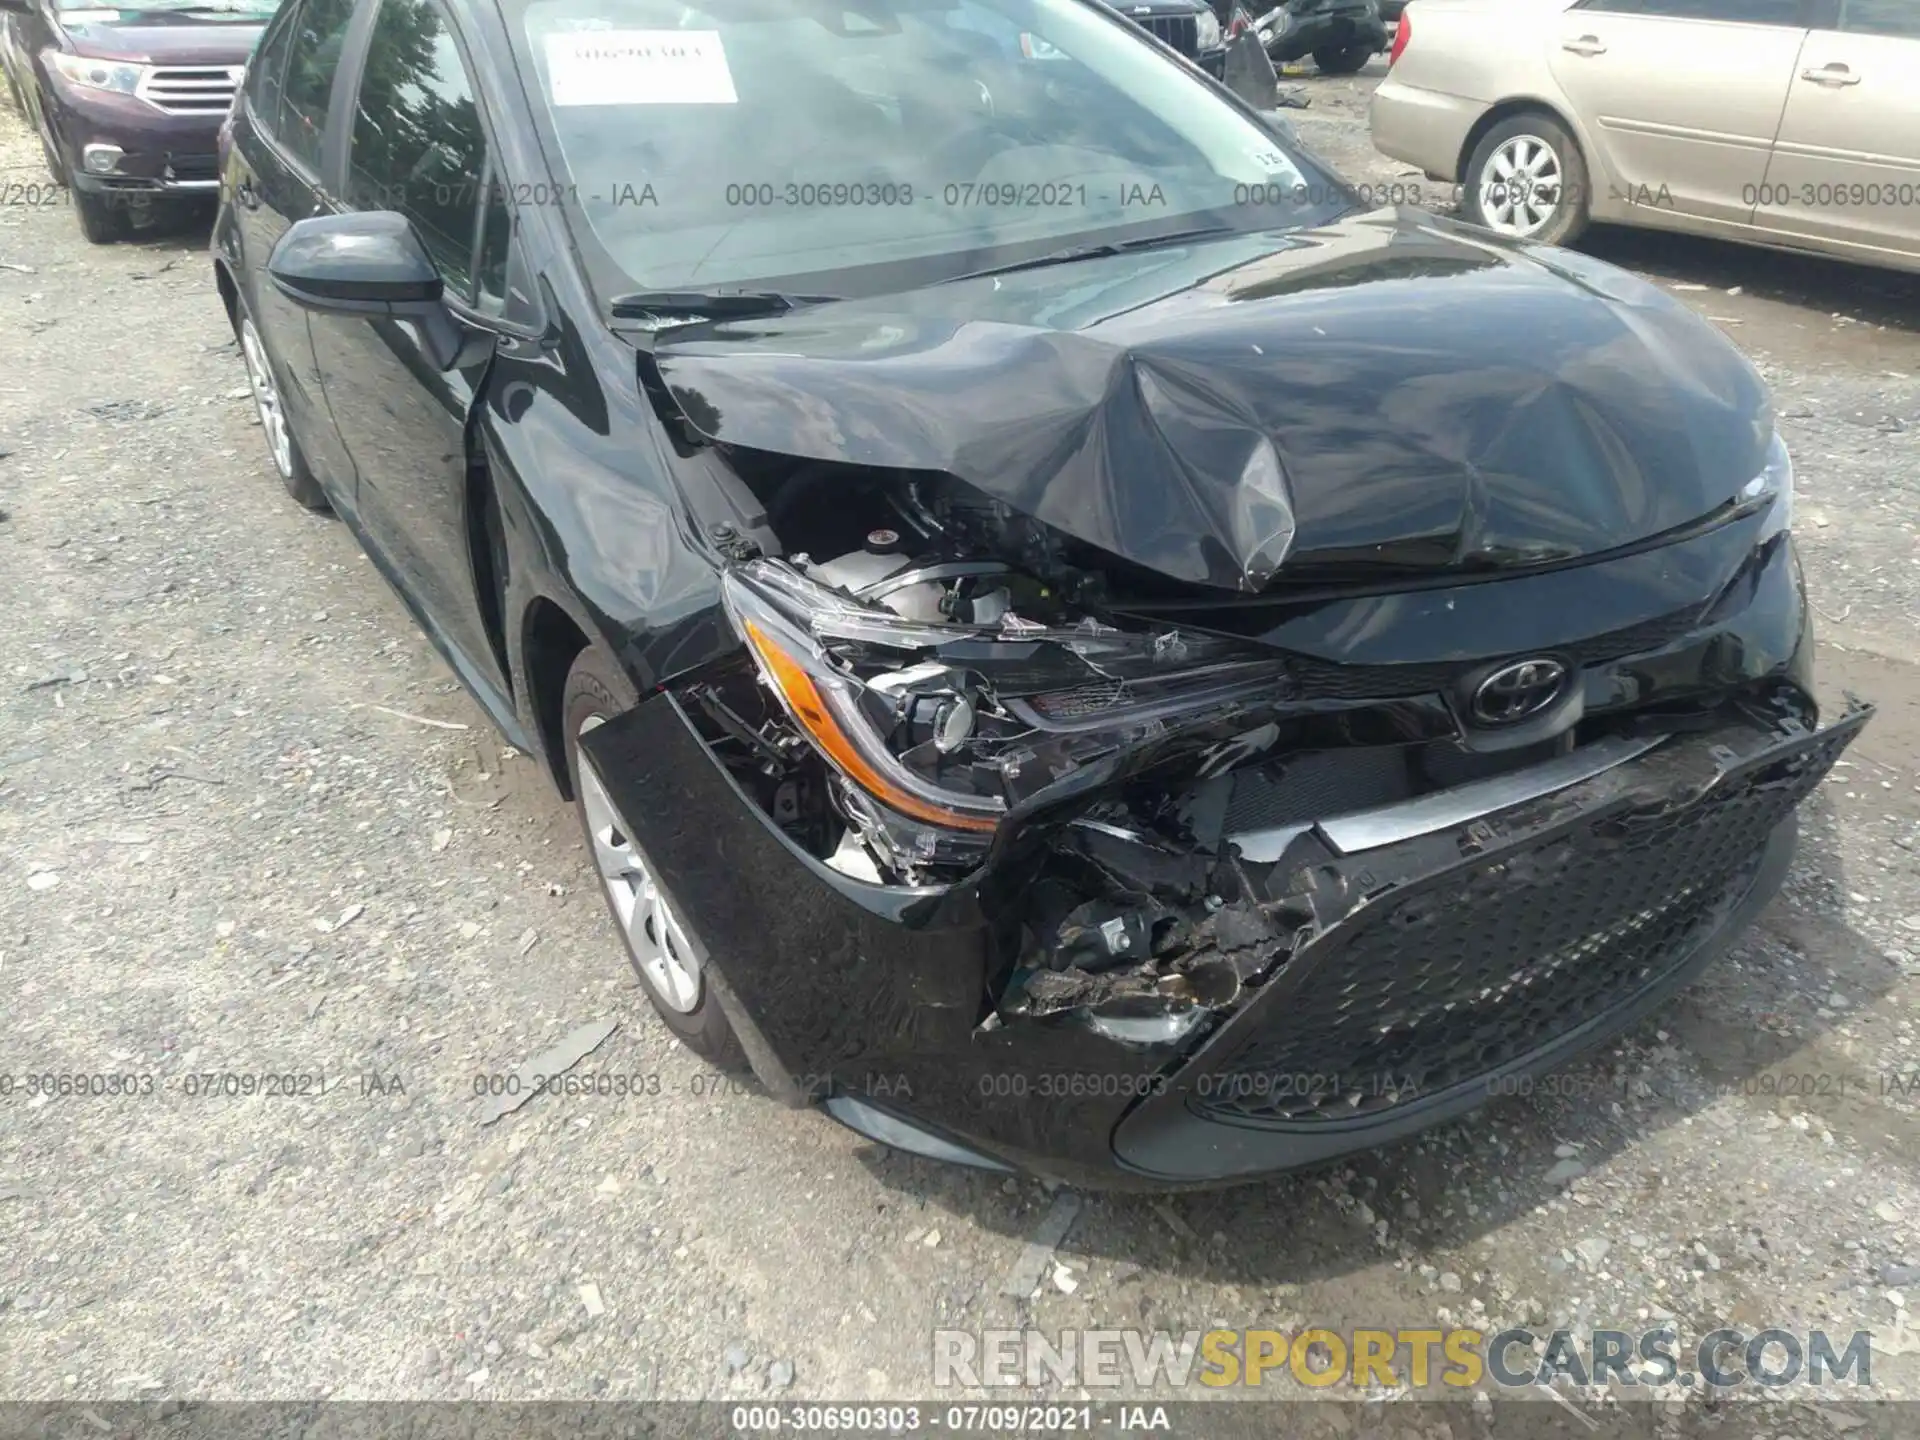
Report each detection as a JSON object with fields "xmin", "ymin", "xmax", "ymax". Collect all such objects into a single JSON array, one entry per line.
[{"xmin": 3, "ymin": 61, "xmax": 1919, "ymax": 1426}]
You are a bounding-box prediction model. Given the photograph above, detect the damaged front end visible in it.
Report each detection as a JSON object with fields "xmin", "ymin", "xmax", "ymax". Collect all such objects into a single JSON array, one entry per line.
[
  {"xmin": 656, "ymin": 460, "xmax": 1859, "ymax": 1053},
  {"xmin": 680, "ymin": 522, "xmax": 1345, "ymax": 1048},
  {"xmin": 576, "ymin": 414, "xmax": 1867, "ymax": 1182}
]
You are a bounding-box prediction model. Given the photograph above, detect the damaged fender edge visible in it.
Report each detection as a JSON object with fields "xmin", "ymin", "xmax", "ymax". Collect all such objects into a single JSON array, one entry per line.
[{"xmin": 575, "ymin": 686, "xmax": 997, "ymax": 1102}]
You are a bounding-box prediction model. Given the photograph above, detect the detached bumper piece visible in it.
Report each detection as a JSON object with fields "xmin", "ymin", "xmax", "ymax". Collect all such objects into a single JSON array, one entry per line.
[{"xmin": 1111, "ymin": 699, "xmax": 1870, "ymax": 1181}]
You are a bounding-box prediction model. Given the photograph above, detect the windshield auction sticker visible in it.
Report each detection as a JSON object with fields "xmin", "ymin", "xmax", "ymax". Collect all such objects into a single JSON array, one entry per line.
[{"xmin": 544, "ymin": 29, "xmax": 738, "ymax": 106}]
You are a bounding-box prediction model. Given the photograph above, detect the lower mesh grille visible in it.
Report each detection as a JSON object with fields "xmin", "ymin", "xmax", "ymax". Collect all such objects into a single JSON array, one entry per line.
[
  {"xmin": 164, "ymin": 154, "xmax": 219, "ymax": 183},
  {"xmin": 1193, "ymin": 725, "xmax": 1845, "ymax": 1126}
]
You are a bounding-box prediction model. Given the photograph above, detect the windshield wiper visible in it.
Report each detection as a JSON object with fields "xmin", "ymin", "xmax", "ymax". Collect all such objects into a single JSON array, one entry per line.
[
  {"xmin": 944, "ymin": 225, "xmax": 1240, "ymax": 285},
  {"xmin": 607, "ymin": 290, "xmax": 840, "ymax": 322}
]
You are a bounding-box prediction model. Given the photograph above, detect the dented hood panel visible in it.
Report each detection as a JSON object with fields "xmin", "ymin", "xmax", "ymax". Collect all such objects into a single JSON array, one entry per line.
[{"xmin": 653, "ymin": 208, "xmax": 1771, "ymax": 593}]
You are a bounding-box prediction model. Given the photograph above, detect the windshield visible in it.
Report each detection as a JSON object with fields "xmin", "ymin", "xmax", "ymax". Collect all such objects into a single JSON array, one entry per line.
[{"xmin": 507, "ymin": 0, "xmax": 1342, "ymax": 298}]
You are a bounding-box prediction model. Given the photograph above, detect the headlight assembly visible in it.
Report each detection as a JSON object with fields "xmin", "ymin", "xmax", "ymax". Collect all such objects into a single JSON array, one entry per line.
[
  {"xmin": 720, "ymin": 560, "xmax": 1291, "ymax": 865},
  {"xmin": 50, "ymin": 51, "xmax": 149, "ymax": 96},
  {"xmin": 1744, "ymin": 430, "xmax": 1794, "ymax": 544},
  {"xmin": 1195, "ymin": 8, "xmax": 1223, "ymax": 49}
]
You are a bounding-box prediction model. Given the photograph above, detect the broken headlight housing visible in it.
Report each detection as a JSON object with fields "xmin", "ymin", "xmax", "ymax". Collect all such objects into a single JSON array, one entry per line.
[
  {"xmin": 1745, "ymin": 429, "xmax": 1794, "ymax": 544},
  {"xmin": 720, "ymin": 560, "xmax": 1291, "ymax": 873}
]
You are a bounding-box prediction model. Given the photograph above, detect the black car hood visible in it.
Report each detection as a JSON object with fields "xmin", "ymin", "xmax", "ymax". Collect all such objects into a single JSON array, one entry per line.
[{"xmin": 653, "ymin": 208, "xmax": 1772, "ymax": 594}]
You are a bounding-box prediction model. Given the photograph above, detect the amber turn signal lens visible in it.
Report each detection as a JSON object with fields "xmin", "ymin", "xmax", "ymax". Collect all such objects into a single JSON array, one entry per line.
[{"xmin": 740, "ymin": 619, "xmax": 1001, "ymax": 834}]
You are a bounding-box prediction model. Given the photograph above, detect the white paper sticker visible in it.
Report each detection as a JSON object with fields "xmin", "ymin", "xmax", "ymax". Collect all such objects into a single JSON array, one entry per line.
[{"xmin": 544, "ymin": 29, "xmax": 739, "ymax": 106}]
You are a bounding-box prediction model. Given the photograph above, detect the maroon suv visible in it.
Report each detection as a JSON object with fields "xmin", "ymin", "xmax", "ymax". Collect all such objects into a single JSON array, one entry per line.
[{"xmin": 0, "ymin": 0, "xmax": 278, "ymax": 241}]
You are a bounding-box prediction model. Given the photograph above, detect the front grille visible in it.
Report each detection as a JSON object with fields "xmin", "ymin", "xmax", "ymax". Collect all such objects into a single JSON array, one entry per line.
[
  {"xmin": 1223, "ymin": 745, "xmax": 1414, "ymax": 830},
  {"xmin": 1193, "ymin": 720, "xmax": 1850, "ymax": 1126},
  {"xmin": 138, "ymin": 65, "xmax": 244, "ymax": 117},
  {"xmin": 1281, "ymin": 604, "xmax": 1706, "ymax": 702},
  {"xmin": 1136, "ymin": 14, "xmax": 1199, "ymax": 53},
  {"xmin": 1029, "ymin": 679, "xmax": 1126, "ymax": 720}
]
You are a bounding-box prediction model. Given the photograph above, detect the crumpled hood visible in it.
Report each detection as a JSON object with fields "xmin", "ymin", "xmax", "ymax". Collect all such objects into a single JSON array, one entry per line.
[{"xmin": 653, "ymin": 208, "xmax": 1772, "ymax": 593}]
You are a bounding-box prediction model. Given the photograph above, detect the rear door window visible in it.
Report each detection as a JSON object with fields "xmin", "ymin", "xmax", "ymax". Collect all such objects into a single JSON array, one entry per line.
[
  {"xmin": 1578, "ymin": 0, "xmax": 1806, "ymax": 21},
  {"xmin": 344, "ymin": 0, "xmax": 490, "ymax": 300},
  {"xmin": 279, "ymin": 0, "xmax": 358, "ymax": 171},
  {"xmin": 1839, "ymin": 0, "xmax": 1920, "ymax": 37}
]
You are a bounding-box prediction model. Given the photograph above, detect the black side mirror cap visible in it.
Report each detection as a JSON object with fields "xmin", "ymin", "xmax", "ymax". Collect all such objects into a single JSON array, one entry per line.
[
  {"xmin": 269, "ymin": 210, "xmax": 442, "ymax": 307},
  {"xmin": 267, "ymin": 211, "xmax": 480, "ymax": 370}
]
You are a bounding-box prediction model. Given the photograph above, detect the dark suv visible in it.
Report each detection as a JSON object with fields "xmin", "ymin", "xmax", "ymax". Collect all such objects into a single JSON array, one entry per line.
[
  {"xmin": 1100, "ymin": 0, "xmax": 1227, "ymax": 75},
  {"xmin": 0, "ymin": 0, "xmax": 280, "ymax": 241}
]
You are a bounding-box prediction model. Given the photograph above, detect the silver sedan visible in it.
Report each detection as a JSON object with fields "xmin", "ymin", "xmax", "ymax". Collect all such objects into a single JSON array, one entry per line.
[{"xmin": 1370, "ymin": 0, "xmax": 1920, "ymax": 274}]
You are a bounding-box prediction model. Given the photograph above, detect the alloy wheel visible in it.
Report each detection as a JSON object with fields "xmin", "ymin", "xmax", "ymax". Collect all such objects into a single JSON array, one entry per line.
[
  {"xmin": 1477, "ymin": 135, "xmax": 1564, "ymax": 238},
  {"xmin": 239, "ymin": 316, "xmax": 294, "ymax": 479},
  {"xmin": 576, "ymin": 714, "xmax": 703, "ymax": 1013}
]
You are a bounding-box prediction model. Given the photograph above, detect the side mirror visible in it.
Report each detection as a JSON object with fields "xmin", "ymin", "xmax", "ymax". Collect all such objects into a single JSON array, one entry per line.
[{"xmin": 266, "ymin": 210, "xmax": 475, "ymax": 369}]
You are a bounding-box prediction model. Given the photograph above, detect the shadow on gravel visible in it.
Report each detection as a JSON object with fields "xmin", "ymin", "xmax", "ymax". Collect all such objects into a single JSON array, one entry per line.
[
  {"xmin": 844, "ymin": 791, "xmax": 1895, "ymax": 1295},
  {"xmin": 1581, "ymin": 224, "xmax": 1920, "ymax": 334}
]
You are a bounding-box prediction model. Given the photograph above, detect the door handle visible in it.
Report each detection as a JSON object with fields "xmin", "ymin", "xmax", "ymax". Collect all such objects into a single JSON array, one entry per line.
[
  {"xmin": 1800, "ymin": 62, "xmax": 1861, "ymax": 85},
  {"xmin": 1561, "ymin": 34, "xmax": 1606, "ymax": 55},
  {"xmin": 233, "ymin": 178, "xmax": 258, "ymax": 209}
]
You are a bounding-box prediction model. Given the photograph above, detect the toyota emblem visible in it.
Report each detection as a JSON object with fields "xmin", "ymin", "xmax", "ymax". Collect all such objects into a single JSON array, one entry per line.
[{"xmin": 1471, "ymin": 658, "xmax": 1568, "ymax": 726}]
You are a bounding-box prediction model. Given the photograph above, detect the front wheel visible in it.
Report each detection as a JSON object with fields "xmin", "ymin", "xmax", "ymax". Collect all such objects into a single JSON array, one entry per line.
[
  {"xmin": 234, "ymin": 300, "xmax": 330, "ymax": 511},
  {"xmin": 71, "ymin": 184, "xmax": 129, "ymax": 244},
  {"xmin": 1462, "ymin": 113, "xmax": 1591, "ymax": 246},
  {"xmin": 1312, "ymin": 43, "xmax": 1373, "ymax": 74},
  {"xmin": 563, "ymin": 645, "xmax": 746, "ymax": 1069}
]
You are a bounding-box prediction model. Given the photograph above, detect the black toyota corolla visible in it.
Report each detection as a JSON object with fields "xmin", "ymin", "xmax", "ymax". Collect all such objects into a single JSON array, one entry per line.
[{"xmin": 212, "ymin": 0, "xmax": 1869, "ymax": 1188}]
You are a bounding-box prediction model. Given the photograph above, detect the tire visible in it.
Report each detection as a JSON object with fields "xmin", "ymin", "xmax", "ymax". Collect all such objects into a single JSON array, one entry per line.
[
  {"xmin": 232, "ymin": 295, "xmax": 331, "ymax": 511},
  {"xmin": 1462, "ymin": 112, "xmax": 1591, "ymax": 247},
  {"xmin": 1312, "ymin": 43, "xmax": 1373, "ymax": 74},
  {"xmin": 562, "ymin": 644, "xmax": 746, "ymax": 1070},
  {"xmin": 71, "ymin": 184, "xmax": 131, "ymax": 244},
  {"xmin": 32, "ymin": 91, "xmax": 63, "ymax": 182}
]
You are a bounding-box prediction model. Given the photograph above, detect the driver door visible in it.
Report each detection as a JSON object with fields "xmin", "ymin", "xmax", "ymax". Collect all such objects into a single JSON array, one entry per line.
[{"xmin": 308, "ymin": 0, "xmax": 512, "ymax": 697}]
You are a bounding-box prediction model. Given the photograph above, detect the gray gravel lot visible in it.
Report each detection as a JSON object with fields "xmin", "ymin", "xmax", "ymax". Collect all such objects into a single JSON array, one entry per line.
[{"xmin": 3, "ymin": 61, "xmax": 1920, "ymax": 1424}]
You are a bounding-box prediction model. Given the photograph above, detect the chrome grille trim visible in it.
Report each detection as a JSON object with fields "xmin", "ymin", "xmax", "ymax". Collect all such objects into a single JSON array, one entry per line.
[{"xmin": 137, "ymin": 65, "xmax": 245, "ymax": 116}]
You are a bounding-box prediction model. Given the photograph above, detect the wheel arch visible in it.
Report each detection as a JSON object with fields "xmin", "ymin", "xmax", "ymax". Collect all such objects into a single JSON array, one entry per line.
[
  {"xmin": 213, "ymin": 256, "xmax": 240, "ymax": 329},
  {"xmin": 520, "ymin": 592, "xmax": 594, "ymax": 800},
  {"xmin": 1456, "ymin": 97, "xmax": 1593, "ymax": 195}
]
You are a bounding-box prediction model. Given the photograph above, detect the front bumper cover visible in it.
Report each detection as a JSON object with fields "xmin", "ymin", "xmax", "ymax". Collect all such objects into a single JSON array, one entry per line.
[
  {"xmin": 42, "ymin": 74, "xmax": 223, "ymax": 194},
  {"xmin": 580, "ymin": 674, "xmax": 1868, "ymax": 1188}
]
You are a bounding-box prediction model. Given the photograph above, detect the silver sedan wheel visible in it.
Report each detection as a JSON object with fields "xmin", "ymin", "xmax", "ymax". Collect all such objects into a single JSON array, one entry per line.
[
  {"xmin": 1477, "ymin": 134, "xmax": 1564, "ymax": 238},
  {"xmin": 239, "ymin": 315, "xmax": 293, "ymax": 479},
  {"xmin": 576, "ymin": 714, "xmax": 702, "ymax": 1013}
]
